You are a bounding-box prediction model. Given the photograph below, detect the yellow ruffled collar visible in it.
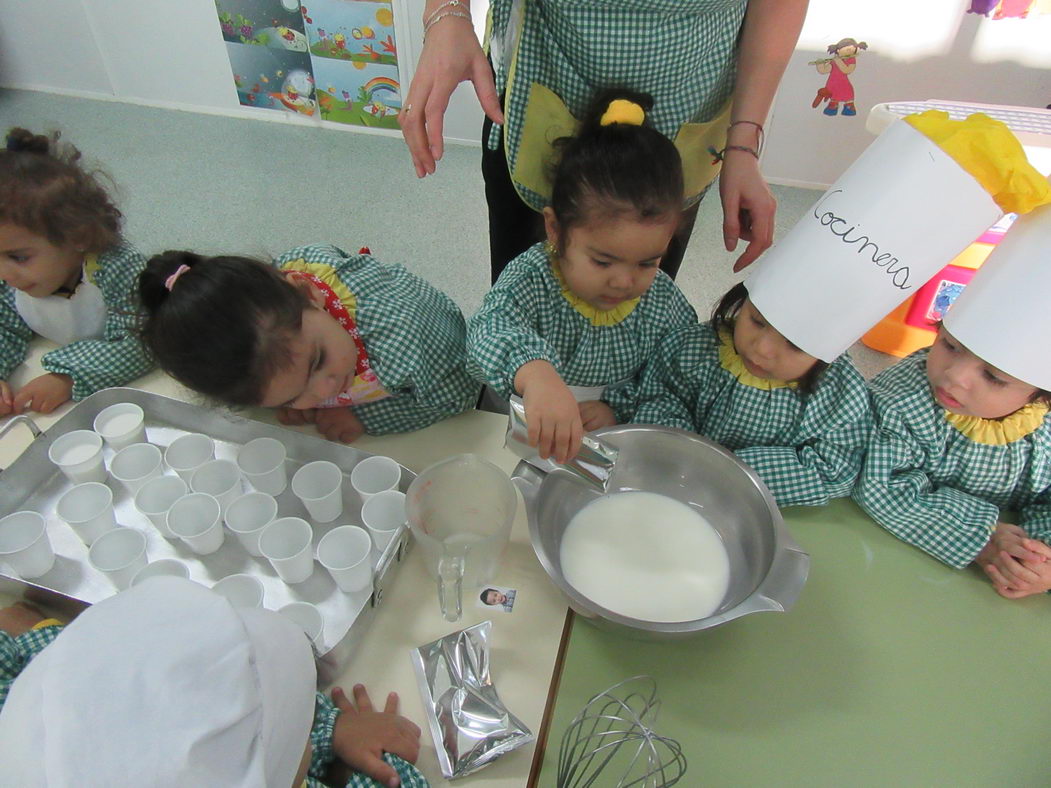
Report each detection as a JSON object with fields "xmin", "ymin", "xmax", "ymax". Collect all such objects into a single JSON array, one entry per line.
[
  {"xmin": 717, "ymin": 329, "xmax": 796, "ymax": 390},
  {"xmin": 943, "ymin": 400, "xmax": 1049, "ymax": 445},
  {"xmin": 549, "ymin": 255, "xmax": 639, "ymax": 327}
]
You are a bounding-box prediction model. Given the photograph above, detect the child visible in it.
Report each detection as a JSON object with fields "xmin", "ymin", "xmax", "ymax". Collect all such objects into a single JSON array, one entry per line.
[
  {"xmin": 853, "ymin": 202, "xmax": 1051, "ymax": 598},
  {"xmin": 0, "ymin": 128, "xmax": 152, "ymax": 414},
  {"xmin": 467, "ymin": 91, "xmax": 697, "ymax": 463},
  {"xmin": 0, "ymin": 580, "xmax": 427, "ymax": 787},
  {"xmin": 633, "ymin": 283, "xmax": 871, "ymax": 507},
  {"xmin": 139, "ymin": 244, "xmax": 480, "ymax": 443}
]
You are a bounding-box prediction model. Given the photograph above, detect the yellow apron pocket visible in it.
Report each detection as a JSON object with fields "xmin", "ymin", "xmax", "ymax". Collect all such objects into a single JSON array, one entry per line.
[
  {"xmin": 673, "ymin": 97, "xmax": 733, "ymax": 202},
  {"xmin": 510, "ymin": 82, "xmax": 578, "ymax": 206}
]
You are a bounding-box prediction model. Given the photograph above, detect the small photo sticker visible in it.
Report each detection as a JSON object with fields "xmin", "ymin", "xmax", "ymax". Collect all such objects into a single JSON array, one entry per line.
[{"xmin": 476, "ymin": 585, "xmax": 516, "ymax": 613}]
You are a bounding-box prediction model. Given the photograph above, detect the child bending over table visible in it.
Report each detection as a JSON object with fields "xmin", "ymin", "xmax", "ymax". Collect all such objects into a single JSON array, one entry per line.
[
  {"xmin": 139, "ymin": 244, "xmax": 480, "ymax": 444},
  {"xmin": 467, "ymin": 90, "xmax": 697, "ymax": 463},
  {"xmin": 0, "ymin": 127, "xmax": 152, "ymax": 415},
  {"xmin": 0, "ymin": 580, "xmax": 427, "ymax": 787},
  {"xmin": 632, "ymin": 282, "xmax": 871, "ymax": 508}
]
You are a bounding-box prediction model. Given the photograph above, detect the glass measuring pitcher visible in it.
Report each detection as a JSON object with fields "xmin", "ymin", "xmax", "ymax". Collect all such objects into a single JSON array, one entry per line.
[{"xmin": 406, "ymin": 454, "xmax": 517, "ymax": 622}]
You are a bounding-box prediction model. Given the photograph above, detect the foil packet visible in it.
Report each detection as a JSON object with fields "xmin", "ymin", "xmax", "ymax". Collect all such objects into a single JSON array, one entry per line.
[
  {"xmin": 505, "ymin": 396, "xmax": 619, "ymax": 491},
  {"xmin": 411, "ymin": 621, "xmax": 534, "ymax": 779}
]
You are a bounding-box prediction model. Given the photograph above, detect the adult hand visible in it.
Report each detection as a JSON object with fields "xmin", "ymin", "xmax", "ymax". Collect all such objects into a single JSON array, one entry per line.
[
  {"xmin": 315, "ymin": 406, "xmax": 366, "ymax": 444},
  {"xmin": 399, "ymin": 15, "xmax": 503, "ymax": 178},
  {"xmin": 719, "ymin": 149, "xmax": 777, "ymax": 272},
  {"xmin": 578, "ymin": 400, "xmax": 616, "ymax": 432},
  {"xmin": 330, "ymin": 684, "xmax": 422, "ymax": 788},
  {"xmin": 13, "ymin": 373, "xmax": 73, "ymax": 414},
  {"xmin": 515, "ymin": 360, "xmax": 583, "ymax": 463}
]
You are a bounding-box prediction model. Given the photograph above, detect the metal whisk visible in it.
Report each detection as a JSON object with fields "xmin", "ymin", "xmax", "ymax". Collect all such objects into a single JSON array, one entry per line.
[{"xmin": 557, "ymin": 675, "xmax": 687, "ymax": 787}]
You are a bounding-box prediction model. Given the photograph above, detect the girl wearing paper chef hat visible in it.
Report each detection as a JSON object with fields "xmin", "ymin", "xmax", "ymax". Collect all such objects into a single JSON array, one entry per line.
[
  {"xmin": 0, "ymin": 578, "xmax": 427, "ymax": 787},
  {"xmin": 632, "ymin": 110, "xmax": 1049, "ymax": 510},
  {"xmin": 854, "ymin": 198, "xmax": 1051, "ymax": 599}
]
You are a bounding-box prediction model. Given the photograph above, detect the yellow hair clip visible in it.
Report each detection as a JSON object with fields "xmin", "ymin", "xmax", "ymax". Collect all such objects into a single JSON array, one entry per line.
[{"xmin": 600, "ymin": 99, "xmax": 645, "ymax": 127}]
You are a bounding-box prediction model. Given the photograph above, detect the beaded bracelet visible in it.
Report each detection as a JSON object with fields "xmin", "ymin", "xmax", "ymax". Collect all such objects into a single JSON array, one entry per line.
[
  {"xmin": 707, "ymin": 144, "xmax": 760, "ymax": 164},
  {"xmin": 425, "ymin": 0, "xmax": 468, "ymax": 23},
  {"xmin": 423, "ymin": 9, "xmax": 472, "ymax": 39}
]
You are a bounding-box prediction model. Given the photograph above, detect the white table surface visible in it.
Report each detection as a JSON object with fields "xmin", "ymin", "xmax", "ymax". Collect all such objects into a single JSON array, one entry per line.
[{"xmin": 0, "ymin": 343, "xmax": 570, "ymax": 787}]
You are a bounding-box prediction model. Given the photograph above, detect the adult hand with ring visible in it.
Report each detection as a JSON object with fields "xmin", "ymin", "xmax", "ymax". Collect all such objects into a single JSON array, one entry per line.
[{"xmin": 398, "ymin": 9, "xmax": 503, "ymax": 178}]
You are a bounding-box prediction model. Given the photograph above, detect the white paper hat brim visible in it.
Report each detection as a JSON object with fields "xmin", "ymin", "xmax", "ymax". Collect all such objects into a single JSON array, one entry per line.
[
  {"xmin": 746, "ymin": 120, "xmax": 1001, "ymax": 362},
  {"xmin": 944, "ymin": 200, "xmax": 1051, "ymax": 392}
]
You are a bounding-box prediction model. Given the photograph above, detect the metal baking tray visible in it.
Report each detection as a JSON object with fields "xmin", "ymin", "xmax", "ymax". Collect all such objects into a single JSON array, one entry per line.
[{"xmin": 0, "ymin": 387, "xmax": 413, "ymax": 683}]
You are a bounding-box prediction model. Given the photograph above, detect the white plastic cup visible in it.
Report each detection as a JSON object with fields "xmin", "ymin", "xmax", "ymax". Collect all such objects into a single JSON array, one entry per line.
[
  {"xmin": 278, "ymin": 601, "xmax": 324, "ymax": 647},
  {"xmin": 134, "ymin": 475, "xmax": 188, "ymax": 538},
  {"xmin": 190, "ymin": 459, "xmax": 243, "ymax": 518},
  {"xmin": 55, "ymin": 482, "xmax": 116, "ymax": 546},
  {"xmin": 224, "ymin": 491, "xmax": 278, "ymax": 557},
  {"xmin": 167, "ymin": 493, "xmax": 224, "ymax": 555},
  {"xmin": 130, "ymin": 558, "xmax": 189, "ymax": 587},
  {"xmin": 361, "ymin": 490, "xmax": 407, "ymax": 552},
  {"xmin": 93, "ymin": 402, "xmax": 147, "ymax": 451},
  {"xmin": 49, "ymin": 430, "xmax": 106, "ymax": 484},
  {"xmin": 0, "ymin": 511, "xmax": 55, "ymax": 579},
  {"xmin": 163, "ymin": 433, "xmax": 215, "ymax": 481},
  {"xmin": 237, "ymin": 437, "xmax": 288, "ymax": 495},
  {"xmin": 110, "ymin": 443, "xmax": 163, "ymax": 495},
  {"xmin": 259, "ymin": 517, "xmax": 314, "ymax": 584},
  {"xmin": 212, "ymin": 573, "xmax": 265, "ymax": 608},
  {"xmin": 350, "ymin": 456, "xmax": 401, "ymax": 501},
  {"xmin": 317, "ymin": 525, "xmax": 373, "ymax": 593},
  {"xmin": 291, "ymin": 461, "xmax": 343, "ymax": 523},
  {"xmin": 88, "ymin": 527, "xmax": 147, "ymax": 589}
]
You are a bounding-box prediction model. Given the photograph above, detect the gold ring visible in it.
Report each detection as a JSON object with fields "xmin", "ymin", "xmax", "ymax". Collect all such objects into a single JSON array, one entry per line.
[{"xmin": 402, "ymin": 103, "xmax": 413, "ymax": 113}]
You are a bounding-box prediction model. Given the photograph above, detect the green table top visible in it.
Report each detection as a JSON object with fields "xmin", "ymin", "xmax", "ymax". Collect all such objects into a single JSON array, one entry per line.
[{"xmin": 535, "ymin": 498, "xmax": 1051, "ymax": 787}]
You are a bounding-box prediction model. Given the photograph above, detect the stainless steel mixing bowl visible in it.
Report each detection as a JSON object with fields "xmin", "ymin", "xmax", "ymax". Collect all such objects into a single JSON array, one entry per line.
[{"xmin": 512, "ymin": 424, "xmax": 809, "ymax": 638}]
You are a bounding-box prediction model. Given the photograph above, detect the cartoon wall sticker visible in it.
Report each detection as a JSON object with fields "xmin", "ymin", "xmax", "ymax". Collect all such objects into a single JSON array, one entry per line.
[
  {"xmin": 967, "ymin": 0, "xmax": 1050, "ymax": 17},
  {"xmin": 217, "ymin": 0, "xmax": 401, "ymax": 129},
  {"xmin": 810, "ymin": 38, "xmax": 868, "ymax": 117}
]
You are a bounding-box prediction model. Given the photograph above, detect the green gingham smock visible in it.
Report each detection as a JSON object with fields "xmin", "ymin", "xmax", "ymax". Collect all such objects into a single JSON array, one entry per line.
[
  {"xmin": 486, "ymin": 0, "xmax": 748, "ymax": 209},
  {"xmin": 853, "ymin": 349, "xmax": 1051, "ymax": 569},
  {"xmin": 632, "ymin": 321, "xmax": 872, "ymax": 507},
  {"xmin": 0, "ymin": 241, "xmax": 152, "ymax": 399},
  {"xmin": 276, "ymin": 245, "xmax": 479, "ymax": 435},
  {"xmin": 0, "ymin": 622, "xmax": 427, "ymax": 788},
  {"xmin": 466, "ymin": 241, "xmax": 697, "ymax": 419}
]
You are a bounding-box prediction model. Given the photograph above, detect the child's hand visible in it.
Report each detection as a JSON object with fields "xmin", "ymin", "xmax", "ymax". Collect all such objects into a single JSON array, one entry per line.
[
  {"xmin": 0, "ymin": 601, "xmax": 46, "ymax": 636},
  {"xmin": 330, "ymin": 684, "xmax": 422, "ymax": 788},
  {"xmin": 0, "ymin": 380, "xmax": 13, "ymax": 417},
  {"xmin": 315, "ymin": 407, "xmax": 365, "ymax": 444},
  {"xmin": 13, "ymin": 373, "xmax": 73, "ymax": 414},
  {"xmin": 276, "ymin": 407, "xmax": 317, "ymax": 426},
  {"xmin": 515, "ymin": 360, "xmax": 583, "ymax": 463},
  {"xmin": 578, "ymin": 400, "xmax": 616, "ymax": 432},
  {"xmin": 976, "ymin": 524, "xmax": 1051, "ymax": 598}
]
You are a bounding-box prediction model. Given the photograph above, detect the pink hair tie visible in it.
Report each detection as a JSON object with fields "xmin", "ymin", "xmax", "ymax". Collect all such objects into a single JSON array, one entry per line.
[{"xmin": 164, "ymin": 264, "xmax": 191, "ymax": 291}]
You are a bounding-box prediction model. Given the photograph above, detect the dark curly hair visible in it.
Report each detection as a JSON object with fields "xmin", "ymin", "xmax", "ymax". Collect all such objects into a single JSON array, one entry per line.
[{"xmin": 0, "ymin": 128, "xmax": 123, "ymax": 253}]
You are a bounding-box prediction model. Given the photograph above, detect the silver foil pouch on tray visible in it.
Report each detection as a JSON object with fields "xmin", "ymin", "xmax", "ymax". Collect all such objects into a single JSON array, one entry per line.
[
  {"xmin": 505, "ymin": 396, "xmax": 618, "ymax": 491},
  {"xmin": 411, "ymin": 620, "xmax": 533, "ymax": 778}
]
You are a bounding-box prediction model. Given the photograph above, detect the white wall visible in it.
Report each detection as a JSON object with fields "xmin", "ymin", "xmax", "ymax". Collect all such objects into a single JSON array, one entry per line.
[
  {"xmin": 1, "ymin": 0, "xmax": 1047, "ymax": 184},
  {"xmin": 763, "ymin": 0, "xmax": 1051, "ymax": 188}
]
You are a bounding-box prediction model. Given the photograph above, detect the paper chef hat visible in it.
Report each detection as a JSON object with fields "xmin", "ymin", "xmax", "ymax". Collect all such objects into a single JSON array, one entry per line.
[
  {"xmin": 943, "ymin": 199, "xmax": 1051, "ymax": 392},
  {"xmin": 745, "ymin": 111, "xmax": 1051, "ymax": 362}
]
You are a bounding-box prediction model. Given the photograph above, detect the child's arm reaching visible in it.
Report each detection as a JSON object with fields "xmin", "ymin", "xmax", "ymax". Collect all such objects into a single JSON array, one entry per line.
[
  {"xmin": 309, "ymin": 684, "xmax": 425, "ymax": 788},
  {"xmin": 631, "ymin": 326, "xmax": 710, "ymax": 431},
  {"xmin": 38, "ymin": 244, "xmax": 152, "ymax": 401},
  {"xmin": 853, "ymin": 410, "xmax": 1002, "ymax": 569},
  {"xmin": 735, "ymin": 362, "xmax": 871, "ymax": 507},
  {"xmin": 0, "ymin": 286, "xmax": 35, "ymax": 416},
  {"xmin": 515, "ymin": 359, "xmax": 582, "ymax": 463}
]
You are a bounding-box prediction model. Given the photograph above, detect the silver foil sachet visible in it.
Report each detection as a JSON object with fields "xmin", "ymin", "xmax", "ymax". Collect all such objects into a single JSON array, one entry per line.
[
  {"xmin": 505, "ymin": 396, "xmax": 619, "ymax": 491},
  {"xmin": 411, "ymin": 621, "xmax": 533, "ymax": 778}
]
